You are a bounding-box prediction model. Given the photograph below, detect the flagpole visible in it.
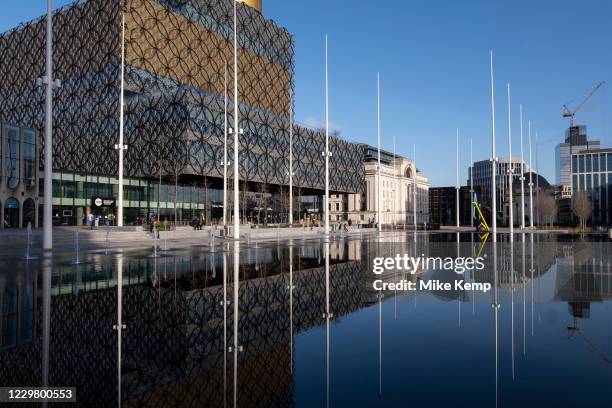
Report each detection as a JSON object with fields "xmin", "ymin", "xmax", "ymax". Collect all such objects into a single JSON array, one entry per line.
[
  {"xmin": 223, "ymin": 62, "xmax": 228, "ymax": 227},
  {"xmin": 324, "ymin": 35, "xmax": 330, "ymax": 236},
  {"xmin": 42, "ymin": 0, "xmax": 55, "ymax": 249},
  {"xmin": 393, "ymin": 135, "xmax": 396, "ymax": 226},
  {"xmin": 232, "ymin": 0, "xmax": 240, "ymax": 239},
  {"xmin": 413, "ymin": 144, "xmax": 417, "ymax": 229},
  {"xmin": 376, "ymin": 72, "xmax": 382, "ymax": 233},
  {"xmin": 528, "ymin": 120, "xmax": 533, "ymax": 229},
  {"xmin": 456, "ymin": 128, "xmax": 460, "ymax": 228},
  {"xmin": 535, "ymin": 132, "xmax": 539, "ymax": 227},
  {"xmin": 490, "ymin": 50, "xmax": 497, "ymax": 240},
  {"xmin": 507, "ymin": 83, "xmax": 514, "ymax": 241},
  {"xmin": 519, "ymin": 104, "xmax": 525, "ymax": 229},
  {"xmin": 470, "ymin": 138, "xmax": 474, "ymax": 228},
  {"xmin": 289, "ymin": 86, "xmax": 294, "ymax": 226},
  {"xmin": 116, "ymin": 8, "xmax": 126, "ymax": 227}
]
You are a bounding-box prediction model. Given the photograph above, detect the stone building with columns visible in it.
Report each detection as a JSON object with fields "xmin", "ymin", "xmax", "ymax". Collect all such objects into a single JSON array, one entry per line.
[{"xmin": 329, "ymin": 145, "xmax": 429, "ymax": 226}]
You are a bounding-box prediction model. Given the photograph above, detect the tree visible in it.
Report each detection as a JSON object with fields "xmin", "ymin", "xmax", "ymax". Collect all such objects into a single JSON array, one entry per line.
[
  {"xmin": 317, "ymin": 127, "xmax": 341, "ymax": 139},
  {"xmin": 295, "ymin": 183, "xmax": 303, "ymax": 224},
  {"xmin": 538, "ymin": 192, "xmax": 557, "ymax": 228},
  {"xmin": 226, "ymin": 177, "xmax": 234, "ymax": 222},
  {"xmin": 571, "ymin": 191, "xmax": 592, "ymax": 231},
  {"xmin": 257, "ymin": 181, "xmax": 268, "ymax": 225}
]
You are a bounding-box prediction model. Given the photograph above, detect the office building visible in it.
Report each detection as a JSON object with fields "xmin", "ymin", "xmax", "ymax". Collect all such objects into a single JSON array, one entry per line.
[
  {"xmin": 327, "ymin": 146, "xmax": 429, "ymax": 226},
  {"xmin": 428, "ymin": 186, "xmax": 475, "ymax": 226},
  {"xmin": 556, "ymin": 125, "xmax": 600, "ymax": 188},
  {"xmin": 570, "ymin": 147, "xmax": 612, "ymax": 225},
  {"xmin": 468, "ymin": 158, "xmax": 531, "ymax": 225}
]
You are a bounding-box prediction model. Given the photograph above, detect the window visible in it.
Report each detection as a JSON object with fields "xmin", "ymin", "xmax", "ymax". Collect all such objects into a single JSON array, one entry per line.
[
  {"xmin": 22, "ymin": 198, "xmax": 35, "ymax": 227},
  {"xmin": 61, "ymin": 180, "xmax": 75, "ymax": 199},
  {"xmin": 593, "ymin": 154, "xmax": 600, "ymax": 172},
  {"xmin": 572, "ymin": 156, "xmax": 577, "ymax": 173},
  {"xmin": 586, "ymin": 174, "xmax": 592, "ymax": 194},
  {"xmin": 4, "ymin": 197, "xmax": 19, "ymax": 228},
  {"xmin": 586, "ymin": 155, "xmax": 592, "ymax": 172},
  {"xmin": 579, "ymin": 155, "xmax": 585, "ymax": 173},
  {"xmin": 52, "ymin": 180, "xmax": 60, "ymax": 198},
  {"xmin": 5, "ymin": 126, "xmax": 20, "ymax": 189},
  {"xmin": 23, "ymin": 129, "xmax": 36, "ymax": 190}
]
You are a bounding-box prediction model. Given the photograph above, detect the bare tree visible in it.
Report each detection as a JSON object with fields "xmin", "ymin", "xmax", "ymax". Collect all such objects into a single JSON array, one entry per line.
[
  {"xmin": 257, "ymin": 181, "xmax": 268, "ymax": 225},
  {"xmin": 277, "ymin": 181, "xmax": 289, "ymax": 224},
  {"xmin": 226, "ymin": 177, "xmax": 234, "ymax": 222},
  {"xmin": 317, "ymin": 127, "xmax": 341, "ymax": 139},
  {"xmin": 571, "ymin": 191, "xmax": 592, "ymax": 231},
  {"xmin": 538, "ymin": 192, "xmax": 557, "ymax": 228},
  {"xmin": 295, "ymin": 183, "xmax": 303, "ymax": 224}
]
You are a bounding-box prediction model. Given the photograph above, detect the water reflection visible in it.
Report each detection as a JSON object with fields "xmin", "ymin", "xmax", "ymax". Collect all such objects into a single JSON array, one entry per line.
[{"xmin": 0, "ymin": 234, "xmax": 611, "ymax": 406}]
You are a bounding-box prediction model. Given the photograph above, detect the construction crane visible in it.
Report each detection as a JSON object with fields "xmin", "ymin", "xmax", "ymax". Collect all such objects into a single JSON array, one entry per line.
[
  {"xmin": 563, "ymin": 81, "xmax": 605, "ymax": 127},
  {"xmin": 567, "ymin": 317, "xmax": 611, "ymax": 364}
]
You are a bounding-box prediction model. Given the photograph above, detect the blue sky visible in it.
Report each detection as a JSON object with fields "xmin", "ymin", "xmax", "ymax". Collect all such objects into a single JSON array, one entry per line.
[{"xmin": 2, "ymin": 0, "xmax": 611, "ymax": 186}]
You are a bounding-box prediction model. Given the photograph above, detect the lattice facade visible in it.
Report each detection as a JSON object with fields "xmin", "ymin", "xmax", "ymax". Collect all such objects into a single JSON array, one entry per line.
[
  {"xmin": 0, "ymin": 0, "xmax": 365, "ymax": 196},
  {"xmin": 0, "ymin": 246, "xmax": 367, "ymax": 406}
]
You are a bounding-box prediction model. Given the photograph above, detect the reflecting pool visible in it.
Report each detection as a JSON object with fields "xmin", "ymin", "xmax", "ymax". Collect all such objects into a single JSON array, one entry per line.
[{"xmin": 1, "ymin": 232, "xmax": 611, "ymax": 407}]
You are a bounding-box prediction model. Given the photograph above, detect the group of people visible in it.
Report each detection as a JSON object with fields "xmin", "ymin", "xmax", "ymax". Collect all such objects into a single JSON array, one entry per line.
[
  {"xmin": 86, "ymin": 212, "xmax": 102, "ymax": 229},
  {"xmin": 190, "ymin": 217, "xmax": 203, "ymax": 230}
]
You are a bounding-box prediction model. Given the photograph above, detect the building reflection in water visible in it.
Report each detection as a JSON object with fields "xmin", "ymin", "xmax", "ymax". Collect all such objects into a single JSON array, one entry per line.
[{"xmin": 1, "ymin": 235, "xmax": 612, "ymax": 405}]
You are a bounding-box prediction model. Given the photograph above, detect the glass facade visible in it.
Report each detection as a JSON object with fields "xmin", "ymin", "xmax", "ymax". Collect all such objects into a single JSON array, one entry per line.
[
  {"xmin": 5, "ymin": 126, "xmax": 19, "ymax": 189},
  {"xmin": 23, "ymin": 129, "xmax": 36, "ymax": 190},
  {"xmin": 1, "ymin": 125, "xmax": 38, "ymax": 228},
  {"xmin": 38, "ymin": 171, "xmax": 322, "ymax": 227},
  {"xmin": 571, "ymin": 150, "xmax": 612, "ymax": 225}
]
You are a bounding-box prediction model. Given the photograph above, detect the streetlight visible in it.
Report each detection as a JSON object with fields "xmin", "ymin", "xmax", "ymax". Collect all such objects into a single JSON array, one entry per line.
[
  {"xmin": 116, "ymin": 6, "xmax": 128, "ymax": 227},
  {"xmin": 41, "ymin": 0, "xmax": 61, "ymax": 249},
  {"xmin": 231, "ymin": 0, "xmax": 242, "ymax": 239},
  {"xmin": 222, "ymin": 61, "xmax": 228, "ymax": 227},
  {"xmin": 289, "ymin": 87, "xmax": 294, "ymax": 226},
  {"xmin": 324, "ymin": 36, "xmax": 331, "ymax": 236}
]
